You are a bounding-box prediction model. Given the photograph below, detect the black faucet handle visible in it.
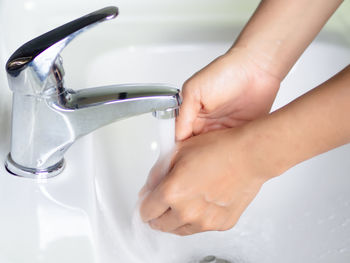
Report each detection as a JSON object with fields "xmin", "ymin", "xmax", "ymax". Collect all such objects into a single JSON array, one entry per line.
[{"xmin": 6, "ymin": 6, "xmax": 118, "ymax": 77}]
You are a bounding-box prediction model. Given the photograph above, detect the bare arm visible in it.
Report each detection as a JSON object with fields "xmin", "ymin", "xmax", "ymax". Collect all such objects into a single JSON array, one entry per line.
[
  {"xmin": 248, "ymin": 65, "xmax": 350, "ymax": 179},
  {"xmin": 140, "ymin": 0, "xmax": 348, "ymax": 235},
  {"xmin": 175, "ymin": 0, "xmax": 344, "ymax": 140},
  {"xmin": 232, "ymin": 0, "xmax": 344, "ymax": 80}
]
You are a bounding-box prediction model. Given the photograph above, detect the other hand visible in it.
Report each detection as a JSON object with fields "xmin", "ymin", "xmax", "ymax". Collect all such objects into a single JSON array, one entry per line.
[
  {"xmin": 140, "ymin": 127, "xmax": 273, "ymax": 235},
  {"xmin": 176, "ymin": 47, "xmax": 280, "ymax": 141}
]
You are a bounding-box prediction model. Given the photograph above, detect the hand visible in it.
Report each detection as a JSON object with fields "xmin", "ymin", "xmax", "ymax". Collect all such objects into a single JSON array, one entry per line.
[
  {"xmin": 140, "ymin": 65, "xmax": 350, "ymax": 236},
  {"xmin": 139, "ymin": 153, "xmax": 173, "ymax": 197},
  {"xmin": 176, "ymin": 0, "xmax": 343, "ymax": 142},
  {"xmin": 140, "ymin": 127, "xmax": 274, "ymax": 236},
  {"xmin": 176, "ymin": 47, "xmax": 280, "ymax": 141}
]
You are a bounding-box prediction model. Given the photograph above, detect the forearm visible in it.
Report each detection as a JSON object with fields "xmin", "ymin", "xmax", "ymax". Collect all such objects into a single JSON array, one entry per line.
[
  {"xmin": 230, "ymin": 0, "xmax": 343, "ymax": 80},
  {"xmin": 246, "ymin": 65, "xmax": 350, "ymax": 179}
]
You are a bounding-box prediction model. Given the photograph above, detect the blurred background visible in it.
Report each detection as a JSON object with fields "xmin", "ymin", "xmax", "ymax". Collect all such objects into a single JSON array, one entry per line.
[{"xmin": 0, "ymin": 0, "xmax": 349, "ymax": 56}]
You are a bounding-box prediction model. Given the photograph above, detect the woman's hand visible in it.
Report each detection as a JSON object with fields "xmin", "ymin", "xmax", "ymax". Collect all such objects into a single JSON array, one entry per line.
[
  {"xmin": 140, "ymin": 65, "xmax": 350, "ymax": 236},
  {"xmin": 141, "ymin": 48, "xmax": 280, "ymax": 196},
  {"xmin": 176, "ymin": 0, "xmax": 344, "ymax": 141},
  {"xmin": 140, "ymin": 127, "xmax": 275, "ymax": 236},
  {"xmin": 176, "ymin": 48, "xmax": 280, "ymax": 141},
  {"xmin": 139, "ymin": 0, "xmax": 346, "ymax": 236}
]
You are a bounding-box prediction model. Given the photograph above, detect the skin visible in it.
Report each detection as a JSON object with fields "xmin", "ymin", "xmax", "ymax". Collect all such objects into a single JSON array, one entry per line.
[
  {"xmin": 176, "ymin": 0, "xmax": 343, "ymax": 141},
  {"xmin": 176, "ymin": 48, "xmax": 281, "ymax": 138},
  {"xmin": 140, "ymin": 66, "xmax": 350, "ymax": 235},
  {"xmin": 140, "ymin": 0, "xmax": 347, "ymax": 235}
]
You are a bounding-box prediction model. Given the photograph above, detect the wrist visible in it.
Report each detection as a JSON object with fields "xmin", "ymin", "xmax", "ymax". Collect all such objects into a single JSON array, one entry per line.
[
  {"xmin": 227, "ymin": 0, "xmax": 343, "ymax": 81},
  {"xmin": 239, "ymin": 65, "xmax": 350, "ymax": 181},
  {"xmin": 239, "ymin": 113, "xmax": 299, "ymax": 182},
  {"xmin": 226, "ymin": 45, "xmax": 283, "ymax": 82},
  {"xmin": 224, "ymin": 46, "xmax": 283, "ymax": 92}
]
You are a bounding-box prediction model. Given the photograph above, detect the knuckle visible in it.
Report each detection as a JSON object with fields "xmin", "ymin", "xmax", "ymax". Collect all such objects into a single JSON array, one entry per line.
[
  {"xmin": 177, "ymin": 210, "xmax": 196, "ymax": 223},
  {"xmin": 159, "ymin": 186, "xmax": 176, "ymax": 204},
  {"xmin": 159, "ymin": 181, "xmax": 182, "ymax": 205},
  {"xmin": 176, "ymin": 212, "xmax": 187, "ymax": 222}
]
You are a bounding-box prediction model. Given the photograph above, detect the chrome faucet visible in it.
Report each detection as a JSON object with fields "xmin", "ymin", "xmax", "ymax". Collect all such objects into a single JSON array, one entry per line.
[{"xmin": 4, "ymin": 6, "xmax": 181, "ymax": 179}]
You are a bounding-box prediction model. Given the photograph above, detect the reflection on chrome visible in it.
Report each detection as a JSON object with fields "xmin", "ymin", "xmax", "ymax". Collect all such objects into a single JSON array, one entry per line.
[{"xmin": 4, "ymin": 6, "xmax": 180, "ymax": 178}]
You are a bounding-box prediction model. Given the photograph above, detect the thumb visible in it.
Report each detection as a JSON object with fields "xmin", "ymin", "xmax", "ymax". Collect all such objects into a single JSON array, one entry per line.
[{"xmin": 175, "ymin": 87, "xmax": 201, "ymax": 141}]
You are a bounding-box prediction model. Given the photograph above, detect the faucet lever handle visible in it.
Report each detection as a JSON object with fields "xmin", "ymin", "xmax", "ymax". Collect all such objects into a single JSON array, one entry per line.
[{"xmin": 6, "ymin": 6, "xmax": 118, "ymax": 78}]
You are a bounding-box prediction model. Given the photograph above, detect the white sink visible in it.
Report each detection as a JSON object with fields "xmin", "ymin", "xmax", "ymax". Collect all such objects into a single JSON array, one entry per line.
[{"xmin": 0, "ymin": 1, "xmax": 350, "ymax": 263}]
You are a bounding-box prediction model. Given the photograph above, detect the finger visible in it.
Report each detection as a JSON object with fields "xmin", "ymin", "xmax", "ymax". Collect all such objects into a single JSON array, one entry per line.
[
  {"xmin": 170, "ymin": 224, "xmax": 198, "ymax": 236},
  {"xmin": 138, "ymin": 169, "xmax": 161, "ymax": 198},
  {"xmin": 138, "ymin": 185, "xmax": 148, "ymax": 198},
  {"xmin": 139, "ymin": 175, "xmax": 180, "ymax": 222},
  {"xmin": 198, "ymin": 122, "xmax": 227, "ymax": 134},
  {"xmin": 149, "ymin": 208, "xmax": 184, "ymax": 232},
  {"xmin": 139, "ymin": 159, "xmax": 167, "ymax": 197},
  {"xmin": 192, "ymin": 116, "xmax": 234, "ymax": 135},
  {"xmin": 191, "ymin": 117, "xmax": 207, "ymax": 135},
  {"xmin": 170, "ymin": 203, "xmax": 228, "ymax": 236},
  {"xmin": 149, "ymin": 196, "xmax": 206, "ymax": 232},
  {"xmin": 139, "ymin": 188, "xmax": 170, "ymax": 222},
  {"xmin": 175, "ymin": 85, "xmax": 201, "ymax": 141}
]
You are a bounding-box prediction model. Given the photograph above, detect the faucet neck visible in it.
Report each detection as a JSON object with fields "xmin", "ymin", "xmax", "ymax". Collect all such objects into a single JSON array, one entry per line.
[{"xmin": 6, "ymin": 84, "xmax": 180, "ymax": 178}]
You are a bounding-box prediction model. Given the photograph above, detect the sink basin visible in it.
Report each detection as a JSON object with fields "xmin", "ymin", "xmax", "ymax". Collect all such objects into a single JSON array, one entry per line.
[
  {"xmin": 87, "ymin": 40, "xmax": 350, "ymax": 263},
  {"xmin": 0, "ymin": 1, "xmax": 350, "ymax": 263}
]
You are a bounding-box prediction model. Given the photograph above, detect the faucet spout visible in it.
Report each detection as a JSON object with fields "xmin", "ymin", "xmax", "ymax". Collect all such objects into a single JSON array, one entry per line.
[
  {"xmin": 5, "ymin": 83, "xmax": 180, "ymax": 179},
  {"xmin": 54, "ymin": 83, "xmax": 181, "ymax": 139}
]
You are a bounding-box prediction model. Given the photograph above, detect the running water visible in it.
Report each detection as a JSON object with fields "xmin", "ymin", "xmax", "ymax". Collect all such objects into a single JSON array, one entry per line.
[
  {"xmin": 139, "ymin": 117, "xmax": 176, "ymax": 197},
  {"xmin": 130, "ymin": 117, "xmax": 179, "ymax": 263},
  {"xmin": 93, "ymin": 115, "xmax": 272, "ymax": 263}
]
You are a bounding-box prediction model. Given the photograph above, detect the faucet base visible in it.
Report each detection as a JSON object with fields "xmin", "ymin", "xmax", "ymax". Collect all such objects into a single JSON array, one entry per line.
[{"xmin": 4, "ymin": 154, "xmax": 65, "ymax": 179}]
